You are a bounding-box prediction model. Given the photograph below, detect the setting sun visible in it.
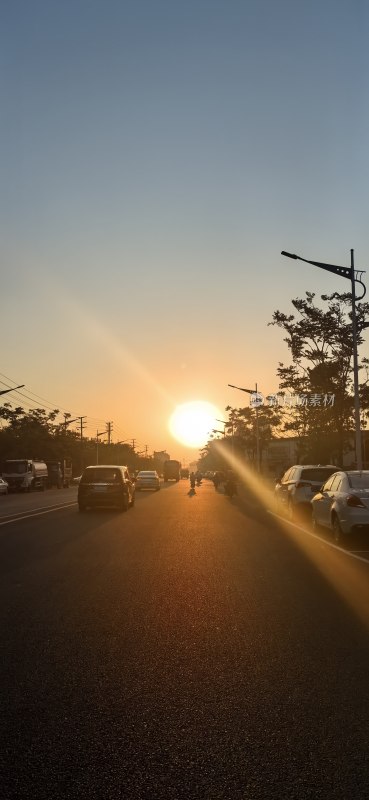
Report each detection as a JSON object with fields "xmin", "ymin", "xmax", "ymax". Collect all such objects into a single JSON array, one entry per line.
[{"xmin": 169, "ymin": 401, "xmax": 223, "ymax": 448}]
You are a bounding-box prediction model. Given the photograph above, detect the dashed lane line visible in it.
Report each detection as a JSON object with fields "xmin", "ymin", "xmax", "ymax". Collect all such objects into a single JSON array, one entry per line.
[{"xmin": 0, "ymin": 502, "xmax": 78, "ymax": 527}]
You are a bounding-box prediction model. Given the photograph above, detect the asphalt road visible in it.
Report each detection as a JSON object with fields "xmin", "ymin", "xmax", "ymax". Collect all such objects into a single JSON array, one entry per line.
[{"xmin": 1, "ymin": 480, "xmax": 369, "ymax": 799}]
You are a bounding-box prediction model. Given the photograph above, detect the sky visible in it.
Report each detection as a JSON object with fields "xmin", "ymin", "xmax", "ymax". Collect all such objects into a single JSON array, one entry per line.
[{"xmin": 1, "ymin": 0, "xmax": 369, "ymax": 461}]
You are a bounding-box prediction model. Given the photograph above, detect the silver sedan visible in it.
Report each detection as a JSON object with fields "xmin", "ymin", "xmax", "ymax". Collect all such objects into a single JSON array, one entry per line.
[
  {"xmin": 135, "ymin": 470, "xmax": 160, "ymax": 491},
  {"xmin": 311, "ymin": 470, "xmax": 369, "ymax": 543}
]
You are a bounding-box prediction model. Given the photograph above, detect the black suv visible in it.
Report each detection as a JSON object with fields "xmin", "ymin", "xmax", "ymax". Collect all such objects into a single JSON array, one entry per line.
[{"xmin": 78, "ymin": 465, "xmax": 135, "ymax": 512}]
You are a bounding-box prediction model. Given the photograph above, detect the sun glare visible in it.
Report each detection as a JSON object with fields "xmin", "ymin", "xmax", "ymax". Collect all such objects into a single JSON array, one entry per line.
[{"xmin": 169, "ymin": 401, "xmax": 223, "ymax": 448}]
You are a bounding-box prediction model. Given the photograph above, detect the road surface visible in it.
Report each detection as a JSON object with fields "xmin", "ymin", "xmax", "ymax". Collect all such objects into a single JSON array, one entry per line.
[{"xmin": 1, "ymin": 480, "xmax": 369, "ymax": 799}]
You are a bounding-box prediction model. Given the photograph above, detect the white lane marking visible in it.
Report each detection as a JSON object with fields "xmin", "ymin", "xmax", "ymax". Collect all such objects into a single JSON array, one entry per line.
[
  {"xmin": 268, "ymin": 510, "xmax": 369, "ymax": 566},
  {"xmin": 0, "ymin": 502, "xmax": 78, "ymax": 527},
  {"xmin": 0, "ymin": 500, "xmax": 76, "ymax": 517}
]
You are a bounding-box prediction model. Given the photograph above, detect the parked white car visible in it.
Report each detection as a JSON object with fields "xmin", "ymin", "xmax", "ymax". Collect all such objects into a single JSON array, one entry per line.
[
  {"xmin": 275, "ymin": 464, "xmax": 338, "ymax": 519},
  {"xmin": 311, "ymin": 470, "xmax": 369, "ymax": 543},
  {"xmin": 0, "ymin": 477, "xmax": 9, "ymax": 495},
  {"xmin": 135, "ymin": 470, "xmax": 160, "ymax": 491}
]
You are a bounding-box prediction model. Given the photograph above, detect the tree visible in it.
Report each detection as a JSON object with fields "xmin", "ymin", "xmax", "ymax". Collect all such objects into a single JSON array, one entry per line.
[
  {"xmin": 269, "ymin": 291, "xmax": 369, "ymax": 464},
  {"xmin": 0, "ymin": 404, "xmax": 61, "ymax": 460},
  {"xmin": 225, "ymin": 404, "xmax": 282, "ymax": 466}
]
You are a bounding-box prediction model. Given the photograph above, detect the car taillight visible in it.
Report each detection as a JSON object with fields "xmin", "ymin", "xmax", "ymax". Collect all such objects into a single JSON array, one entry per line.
[
  {"xmin": 346, "ymin": 494, "xmax": 366, "ymax": 508},
  {"xmin": 295, "ymin": 481, "xmax": 310, "ymax": 489}
]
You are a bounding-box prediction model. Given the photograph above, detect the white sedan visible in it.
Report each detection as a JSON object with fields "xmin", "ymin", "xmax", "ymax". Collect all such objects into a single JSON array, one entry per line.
[
  {"xmin": 311, "ymin": 470, "xmax": 369, "ymax": 543},
  {"xmin": 135, "ymin": 470, "xmax": 160, "ymax": 491},
  {"xmin": 0, "ymin": 477, "xmax": 9, "ymax": 495}
]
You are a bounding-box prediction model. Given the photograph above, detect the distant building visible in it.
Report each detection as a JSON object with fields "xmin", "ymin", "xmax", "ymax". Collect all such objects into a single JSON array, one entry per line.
[{"xmin": 262, "ymin": 438, "xmax": 300, "ymax": 477}]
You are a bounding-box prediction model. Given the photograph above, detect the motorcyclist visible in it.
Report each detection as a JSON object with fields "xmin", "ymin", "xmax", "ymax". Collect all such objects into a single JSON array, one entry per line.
[
  {"xmin": 224, "ymin": 471, "xmax": 237, "ymax": 497},
  {"xmin": 190, "ymin": 472, "xmax": 196, "ymax": 489},
  {"xmin": 213, "ymin": 471, "xmax": 221, "ymax": 490}
]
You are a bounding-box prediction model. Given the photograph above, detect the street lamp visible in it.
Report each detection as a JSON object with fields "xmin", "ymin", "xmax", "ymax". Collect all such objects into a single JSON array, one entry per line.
[
  {"xmin": 64, "ymin": 413, "xmax": 79, "ymax": 430},
  {"xmin": 216, "ymin": 418, "xmax": 227, "ymax": 432},
  {"xmin": 216, "ymin": 417, "xmax": 235, "ymax": 453},
  {"xmin": 281, "ymin": 249, "xmax": 366, "ymax": 469},
  {"xmin": 0, "ymin": 384, "xmax": 25, "ymax": 396},
  {"xmin": 228, "ymin": 383, "xmax": 261, "ymax": 471},
  {"xmin": 96, "ymin": 430, "xmax": 107, "ymax": 465}
]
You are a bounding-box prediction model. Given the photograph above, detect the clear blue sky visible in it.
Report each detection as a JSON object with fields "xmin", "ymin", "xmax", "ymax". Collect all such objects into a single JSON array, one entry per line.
[{"xmin": 1, "ymin": 0, "xmax": 369, "ymax": 458}]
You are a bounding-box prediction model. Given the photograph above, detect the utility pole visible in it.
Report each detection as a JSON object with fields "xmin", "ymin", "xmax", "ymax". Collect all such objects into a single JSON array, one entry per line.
[
  {"xmin": 78, "ymin": 416, "xmax": 87, "ymax": 470},
  {"xmin": 78, "ymin": 416, "xmax": 86, "ymax": 441},
  {"xmin": 106, "ymin": 421, "xmax": 113, "ymax": 445}
]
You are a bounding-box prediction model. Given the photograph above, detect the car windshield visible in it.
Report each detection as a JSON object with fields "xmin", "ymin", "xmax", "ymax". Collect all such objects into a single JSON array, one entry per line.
[
  {"xmin": 82, "ymin": 468, "xmax": 121, "ymax": 483},
  {"xmin": 348, "ymin": 474, "xmax": 369, "ymax": 489},
  {"xmin": 301, "ymin": 468, "xmax": 337, "ymax": 482},
  {"xmin": 3, "ymin": 461, "xmax": 27, "ymax": 474}
]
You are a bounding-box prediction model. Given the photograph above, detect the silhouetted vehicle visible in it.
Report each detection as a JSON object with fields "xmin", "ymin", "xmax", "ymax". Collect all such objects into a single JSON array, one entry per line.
[
  {"xmin": 224, "ymin": 476, "xmax": 237, "ymax": 498},
  {"xmin": 135, "ymin": 470, "xmax": 160, "ymax": 491},
  {"xmin": 46, "ymin": 458, "xmax": 73, "ymax": 488},
  {"xmin": 78, "ymin": 465, "xmax": 135, "ymax": 512},
  {"xmin": 180, "ymin": 468, "xmax": 189, "ymax": 479},
  {"xmin": 213, "ymin": 471, "xmax": 225, "ymax": 489},
  {"xmin": 2, "ymin": 459, "xmax": 48, "ymax": 492},
  {"xmin": 163, "ymin": 460, "xmax": 181, "ymax": 482}
]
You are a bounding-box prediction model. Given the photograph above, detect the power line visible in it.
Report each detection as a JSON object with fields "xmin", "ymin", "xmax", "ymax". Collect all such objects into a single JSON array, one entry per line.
[
  {"xmin": 0, "ymin": 373, "xmax": 146, "ymax": 449},
  {"xmin": 0, "ymin": 373, "xmax": 107, "ymax": 425}
]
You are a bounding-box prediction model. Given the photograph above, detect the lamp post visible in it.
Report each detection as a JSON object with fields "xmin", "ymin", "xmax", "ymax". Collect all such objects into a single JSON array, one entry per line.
[
  {"xmin": 0, "ymin": 384, "xmax": 25, "ymax": 396},
  {"xmin": 216, "ymin": 418, "xmax": 227, "ymax": 433},
  {"xmin": 216, "ymin": 417, "xmax": 235, "ymax": 454},
  {"xmin": 281, "ymin": 249, "xmax": 366, "ymax": 469},
  {"xmin": 228, "ymin": 383, "xmax": 261, "ymax": 471},
  {"xmin": 96, "ymin": 430, "xmax": 107, "ymax": 465},
  {"xmin": 64, "ymin": 413, "xmax": 79, "ymax": 431}
]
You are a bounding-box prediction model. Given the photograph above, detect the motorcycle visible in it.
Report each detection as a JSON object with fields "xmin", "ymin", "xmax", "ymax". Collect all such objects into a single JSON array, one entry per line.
[{"xmin": 224, "ymin": 479, "xmax": 237, "ymax": 498}]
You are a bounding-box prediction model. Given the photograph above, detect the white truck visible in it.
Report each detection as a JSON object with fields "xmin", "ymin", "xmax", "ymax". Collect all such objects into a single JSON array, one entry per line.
[{"xmin": 2, "ymin": 459, "xmax": 48, "ymax": 492}]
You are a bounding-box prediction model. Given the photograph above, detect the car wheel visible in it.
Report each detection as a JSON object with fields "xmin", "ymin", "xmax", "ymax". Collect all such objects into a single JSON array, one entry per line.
[
  {"xmin": 332, "ymin": 514, "xmax": 343, "ymax": 544},
  {"xmin": 287, "ymin": 500, "xmax": 295, "ymax": 521},
  {"xmin": 311, "ymin": 511, "xmax": 319, "ymax": 531},
  {"xmin": 130, "ymin": 494, "xmax": 135, "ymax": 507},
  {"xmin": 119, "ymin": 495, "xmax": 129, "ymax": 513}
]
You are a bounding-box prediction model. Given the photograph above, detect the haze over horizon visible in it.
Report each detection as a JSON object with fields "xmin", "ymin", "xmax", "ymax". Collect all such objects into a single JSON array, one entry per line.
[{"xmin": 2, "ymin": 0, "xmax": 369, "ymax": 460}]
